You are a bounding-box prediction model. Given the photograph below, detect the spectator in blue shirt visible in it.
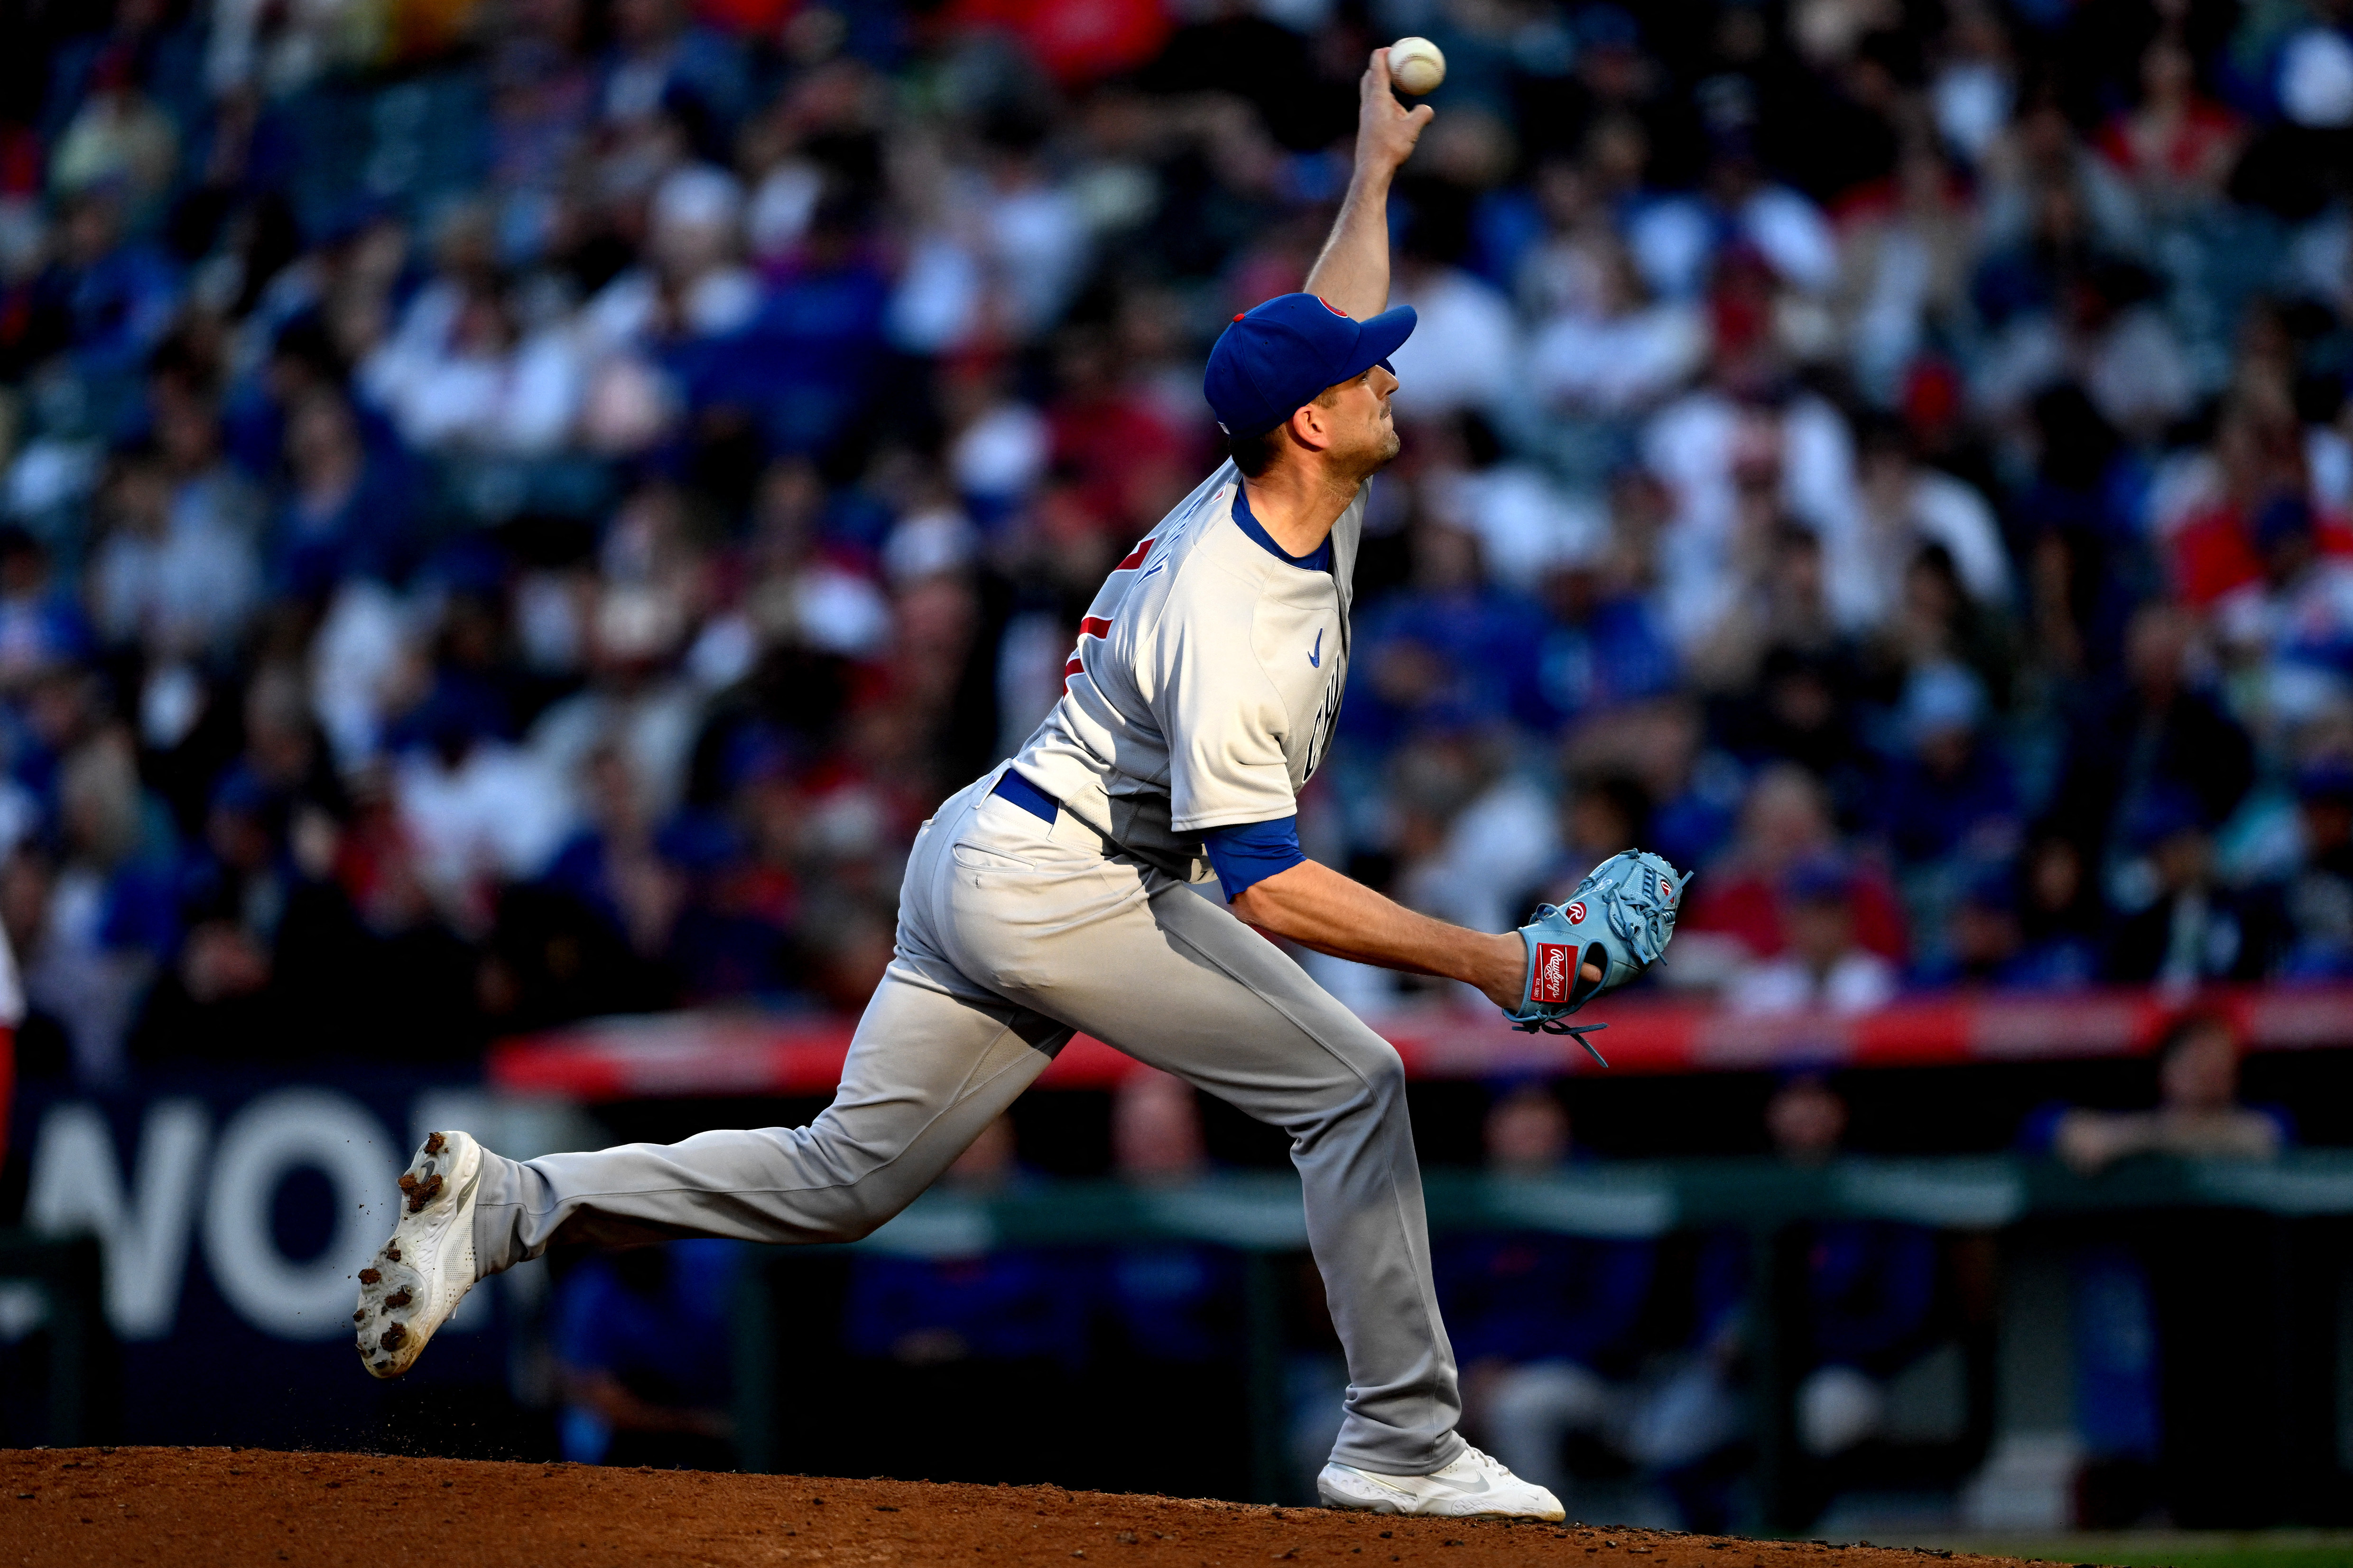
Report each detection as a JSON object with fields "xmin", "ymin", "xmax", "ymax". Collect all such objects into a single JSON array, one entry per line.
[
  {"xmin": 1518, "ymin": 770, "xmax": 1654, "ymax": 919},
  {"xmin": 1444, "ymin": 1083, "xmax": 1655, "ymax": 1505},
  {"xmin": 0, "ymin": 526, "xmax": 96, "ymax": 684},
  {"xmin": 261, "ymin": 390, "xmax": 417, "ymax": 600},
  {"xmin": 841, "ymin": 1115, "xmax": 1092, "ymax": 1371},
  {"xmin": 2103, "ymin": 786, "xmax": 2286, "ymax": 986},
  {"xmin": 2004, "ymin": 832, "xmax": 2106, "ymax": 991},
  {"xmin": 1874, "ymin": 661, "xmax": 2020, "ymax": 873},
  {"xmin": 1917, "ymin": 859, "xmax": 2025, "ymax": 988},
  {"xmin": 1089, "ymin": 1067, "xmax": 1243, "ymax": 1499},
  {"xmin": 553, "ymin": 1238, "xmax": 740, "ymax": 1469},
  {"xmin": 1715, "ymin": 643, "xmax": 1875, "ymax": 829},
  {"xmin": 2020, "ymin": 1012, "xmax": 2294, "ymax": 1524},
  {"xmin": 1769, "ymin": 1074, "xmax": 1944, "ymax": 1466},
  {"xmin": 1536, "ymin": 552, "xmax": 1680, "ymax": 724},
  {"xmin": 1346, "ymin": 518, "xmax": 1551, "ymax": 752},
  {"xmin": 25, "ymin": 189, "xmax": 179, "ymax": 377},
  {"xmin": 2040, "ymin": 1011, "xmax": 2293, "ymax": 1173},
  {"xmin": 2272, "ymin": 760, "xmax": 2353, "ymax": 978},
  {"xmin": 1099, "ymin": 1067, "xmax": 1234, "ymax": 1364}
]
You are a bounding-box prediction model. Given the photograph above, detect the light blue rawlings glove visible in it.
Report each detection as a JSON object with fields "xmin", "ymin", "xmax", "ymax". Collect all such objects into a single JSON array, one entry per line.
[{"xmin": 1500, "ymin": 848, "xmax": 1687, "ymax": 1066}]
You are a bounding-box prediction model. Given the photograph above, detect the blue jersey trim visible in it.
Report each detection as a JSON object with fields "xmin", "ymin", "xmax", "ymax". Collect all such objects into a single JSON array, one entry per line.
[
  {"xmin": 1232, "ymin": 482, "xmax": 1333, "ymax": 574},
  {"xmin": 991, "ymin": 769, "xmax": 1058, "ymax": 824},
  {"xmin": 1203, "ymin": 815, "xmax": 1307, "ymax": 900}
]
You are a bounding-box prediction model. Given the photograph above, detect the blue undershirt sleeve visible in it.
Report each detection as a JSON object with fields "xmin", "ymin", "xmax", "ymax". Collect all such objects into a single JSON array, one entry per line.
[{"xmin": 1201, "ymin": 815, "xmax": 1308, "ymax": 901}]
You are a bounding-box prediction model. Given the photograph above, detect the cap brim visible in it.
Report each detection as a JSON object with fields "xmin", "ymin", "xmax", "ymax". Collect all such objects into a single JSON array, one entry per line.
[{"xmin": 1338, "ymin": 305, "xmax": 1417, "ymax": 382}]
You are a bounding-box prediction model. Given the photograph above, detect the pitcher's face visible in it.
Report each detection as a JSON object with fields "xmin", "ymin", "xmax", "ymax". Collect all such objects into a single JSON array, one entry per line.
[{"xmin": 1320, "ymin": 363, "xmax": 1402, "ymax": 476}]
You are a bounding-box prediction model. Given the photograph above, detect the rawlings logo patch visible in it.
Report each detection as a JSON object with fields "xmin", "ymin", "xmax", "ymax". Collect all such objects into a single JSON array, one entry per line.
[
  {"xmin": 1566, "ymin": 901, "xmax": 1587, "ymax": 924},
  {"xmin": 1661, "ymin": 878, "xmax": 1676, "ymax": 904},
  {"xmin": 1532, "ymin": 943, "xmax": 1575, "ymax": 1005}
]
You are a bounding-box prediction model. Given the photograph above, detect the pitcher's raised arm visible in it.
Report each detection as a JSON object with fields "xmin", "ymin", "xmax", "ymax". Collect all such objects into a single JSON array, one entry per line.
[{"xmin": 1301, "ymin": 48, "xmax": 1433, "ymax": 322}]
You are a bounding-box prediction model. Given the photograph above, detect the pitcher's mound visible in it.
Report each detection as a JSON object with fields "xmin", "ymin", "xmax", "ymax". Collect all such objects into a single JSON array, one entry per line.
[{"xmin": 0, "ymin": 1447, "xmax": 2028, "ymax": 1568}]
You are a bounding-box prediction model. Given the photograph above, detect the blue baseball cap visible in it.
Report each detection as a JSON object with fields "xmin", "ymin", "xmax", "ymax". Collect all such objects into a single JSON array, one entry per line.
[
  {"xmin": 1204, "ymin": 293, "xmax": 1417, "ymax": 440},
  {"xmin": 1783, "ymin": 854, "xmax": 1856, "ymax": 905}
]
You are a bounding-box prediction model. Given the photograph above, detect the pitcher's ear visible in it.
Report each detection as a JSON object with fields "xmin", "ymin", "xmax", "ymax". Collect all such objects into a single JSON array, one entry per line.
[{"xmin": 1288, "ymin": 400, "xmax": 1335, "ymax": 453}]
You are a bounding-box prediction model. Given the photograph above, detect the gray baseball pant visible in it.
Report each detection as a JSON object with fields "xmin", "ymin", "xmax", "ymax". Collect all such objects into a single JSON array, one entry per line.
[{"xmin": 469, "ymin": 770, "xmax": 1466, "ymax": 1476}]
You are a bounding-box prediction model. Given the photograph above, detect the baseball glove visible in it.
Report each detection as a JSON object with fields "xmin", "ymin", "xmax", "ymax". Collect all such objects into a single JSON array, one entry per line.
[{"xmin": 1501, "ymin": 848, "xmax": 1687, "ymax": 1065}]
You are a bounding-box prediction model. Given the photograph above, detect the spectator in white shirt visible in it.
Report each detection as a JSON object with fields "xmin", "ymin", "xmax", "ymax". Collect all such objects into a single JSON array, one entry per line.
[
  {"xmin": 364, "ymin": 280, "xmax": 582, "ymax": 457},
  {"xmin": 1421, "ymin": 413, "xmax": 1612, "ymax": 593},
  {"xmin": 395, "ymin": 720, "xmax": 576, "ymax": 930},
  {"xmin": 1514, "ymin": 159, "xmax": 1614, "ymax": 324},
  {"xmin": 578, "ymin": 163, "xmax": 761, "ymax": 353},
  {"xmin": 1645, "ymin": 380, "xmax": 1872, "ymax": 657},
  {"xmin": 1387, "ymin": 225, "xmax": 1519, "ymax": 421},
  {"xmin": 530, "ymin": 581, "xmax": 705, "ymax": 826},
  {"xmin": 87, "ymin": 444, "xmax": 260, "ymax": 662},
  {"xmin": 1730, "ymin": 856, "xmax": 1900, "ymax": 1015},
  {"xmin": 1526, "ymin": 236, "xmax": 1707, "ymax": 418},
  {"xmin": 1628, "ymin": 145, "xmax": 1841, "ymax": 304},
  {"xmin": 1836, "ymin": 147, "xmax": 1976, "ymax": 403},
  {"xmin": 2213, "ymin": 494, "xmax": 2353, "ymax": 729},
  {"xmin": 1851, "ymin": 417, "xmax": 2013, "ymax": 631},
  {"xmin": 888, "ymin": 114, "xmax": 1089, "ymax": 353}
]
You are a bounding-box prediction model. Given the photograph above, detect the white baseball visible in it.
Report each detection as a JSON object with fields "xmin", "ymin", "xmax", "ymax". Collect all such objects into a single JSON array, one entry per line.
[{"xmin": 1389, "ymin": 36, "xmax": 1447, "ymax": 95}]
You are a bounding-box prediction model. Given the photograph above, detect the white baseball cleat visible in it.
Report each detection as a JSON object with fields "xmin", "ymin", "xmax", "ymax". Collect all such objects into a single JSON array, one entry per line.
[
  {"xmin": 354, "ymin": 1130, "xmax": 484, "ymax": 1379},
  {"xmin": 1317, "ymin": 1445, "xmax": 1566, "ymax": 1520}
]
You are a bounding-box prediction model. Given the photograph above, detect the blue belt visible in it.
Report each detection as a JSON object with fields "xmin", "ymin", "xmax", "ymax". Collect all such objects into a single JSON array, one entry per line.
[{"xmin": 991, "ymin": 769, "xmax": 1059, "ymax": 825}]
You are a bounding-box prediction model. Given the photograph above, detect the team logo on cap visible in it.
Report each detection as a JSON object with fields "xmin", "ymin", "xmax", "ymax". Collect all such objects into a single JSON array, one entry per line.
[
  {"xmin": 1316, "ymin": 297, "xmax": 1350, "ymax": 317},
  {"xmin": 1533, "ymin": 943, "xmax": 1576, "ymax": 1004},
  {"xmin": 1566, "ymin": 901, "xmax": 1586, "ymax": 923}
]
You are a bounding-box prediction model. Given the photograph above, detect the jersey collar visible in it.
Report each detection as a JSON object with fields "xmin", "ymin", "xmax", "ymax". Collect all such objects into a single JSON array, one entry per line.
[{"xmin": 1230, "ymin": 480, "xmax": 1334, "ymax": 574}]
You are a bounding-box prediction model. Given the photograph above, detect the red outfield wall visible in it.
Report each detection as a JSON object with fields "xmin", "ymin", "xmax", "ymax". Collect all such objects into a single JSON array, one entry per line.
[{"xmin": 487, "ymin": 984, "xmax": 2353, "ymax": 1101}]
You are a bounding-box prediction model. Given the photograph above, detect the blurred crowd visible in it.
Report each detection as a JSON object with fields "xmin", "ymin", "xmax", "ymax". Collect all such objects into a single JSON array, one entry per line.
[{"xmin": 11, "ymin": 0, "xmax": 2353, "ymax": 1082}]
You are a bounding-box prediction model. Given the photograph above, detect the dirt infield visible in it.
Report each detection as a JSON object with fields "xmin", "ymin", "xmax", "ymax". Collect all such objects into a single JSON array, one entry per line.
[{"xmin": 0, "ymin": 1448, "xmax": 2036, "ymax": 1568}]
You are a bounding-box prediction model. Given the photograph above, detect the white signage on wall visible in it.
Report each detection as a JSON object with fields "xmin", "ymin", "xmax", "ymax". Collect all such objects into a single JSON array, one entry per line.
[{"xmin": 21, "ymin": 1087, "xmax": 493, "ymax": 1342}]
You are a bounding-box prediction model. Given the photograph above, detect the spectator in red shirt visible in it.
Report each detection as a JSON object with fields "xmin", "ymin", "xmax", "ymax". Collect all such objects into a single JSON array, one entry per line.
[
  {"xmin": 2168, "ymin": 395, "xmax": 2353, "ymax": 608},
  {"xmin": 2173, "ymin": 490, "xmax": 2353, "ymax": 609},
  {"xmin": 1679, "ymin": 763, "xmax": 1908, "ymax": 980},
  {"xmin": 2094, "ymin": 38, "xmax": 2244, "ymax": 209},
  {"xmin": 1045, "ymin": 322, "xmax": 1192, "ymax": 542}
]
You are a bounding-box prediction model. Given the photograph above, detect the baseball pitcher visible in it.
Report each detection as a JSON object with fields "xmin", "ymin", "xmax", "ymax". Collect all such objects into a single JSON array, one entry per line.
[{"xmin": 355, "ymin": 49, "xmax": 1683, "ymax": 1520}]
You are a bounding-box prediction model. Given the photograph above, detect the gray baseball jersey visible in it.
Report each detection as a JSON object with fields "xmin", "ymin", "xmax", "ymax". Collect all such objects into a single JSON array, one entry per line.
[
  {"xmin": 460, "ymin": 457, "xmax": 1469, "ymax": 1478},
  {"xmin": 1011, "ymin": 460, "xmax": 1367, "ymax": 876}
]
